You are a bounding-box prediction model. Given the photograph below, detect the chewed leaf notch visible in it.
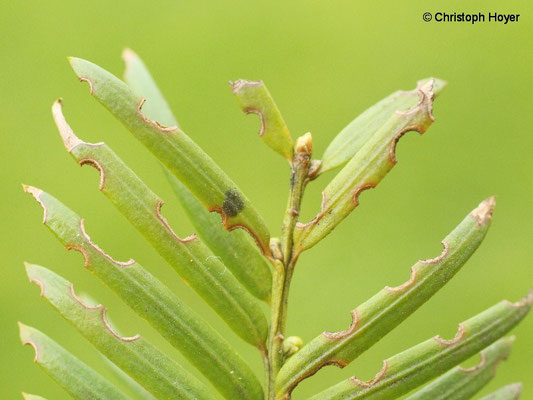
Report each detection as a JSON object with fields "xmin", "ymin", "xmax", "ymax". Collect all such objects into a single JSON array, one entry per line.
[
  {"xmin": 309, "ymin": 291, "xmax": 531, "ymax": 400},
  {"xmin": 136, "ymin": 98, "xmax": 178, "ymax": 132}
]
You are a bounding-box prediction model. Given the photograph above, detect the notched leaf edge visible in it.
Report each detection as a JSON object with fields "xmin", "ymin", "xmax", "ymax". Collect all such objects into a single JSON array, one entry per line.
[
  {"xmin": 53, "ymin": 99, "xmax": 196, "ymax": 244},
  {"xmin": 77, "ymin": 219, "xmax": 136, "ymax": 267},
  {"xmin": 323, "ymin": 310, "xmax": 359, "ymax": 341},
  {"xmin": 350, "ymin": 361, "xmax": 388, "ymax": 388},
  {"xmin": 155, "ymin": 200, "xmax": 197, "ymax": 243},
  {"xmin": 68, "ymin": 283, "xmax": 141, "ymax": 342},
  {"xmin": 18, "ymin": 323, "xmax": 40, "ymax": 362},
  {"xmin": 434, "ymin": 323, "xmax": 467, "ymax": 346},
  {"xmin": 26, "ymin": 269, "xmax": 141, "ymax": 342},
  {"xmin": 229, "ymin": 80, "xmax": 267, "ymax": 136},
  {"xmin": 68, "ymin": 59, "xmax": 177, "ymax": 134},
  {"xmin": 22, "ymin": 185, "xmax": 47, "ymax": 223},
  {"xmin": 136, "ymin": 98, "xmax": 178, "ymax": 133},
  {"xmin": 23, "ymin": 185, "xmax": 136, "ymax": 268},
  {"xmin": 209, "ymin": 205, "xmax": 271, "ymax": 257}
]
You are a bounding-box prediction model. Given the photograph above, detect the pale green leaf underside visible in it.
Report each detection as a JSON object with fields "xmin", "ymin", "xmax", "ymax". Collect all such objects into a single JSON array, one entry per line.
[
  {"xmin": 478, "ymin": 383, "xmax": 523, "ymax": 400},
  {"xmin": 276, "ymin": 198, "xmax": 494, "ymax": 397},
  {"xmin": 23, "ymin": 186, "xmax": 264, "ymax": 400},
  {"xmin": 25, "ymin": 263, "xmax": 213, "ymax": 400},
  {"xmin": 68, "ymin": 57, "xmax": 272, "ymax": 256},
  {"xmin": 405, "ymin": 336, "xmax": 514, "ymax": 400},
  {"xmin": 308, "ymin": 292, "xmax": 531, "ymax": 400},
  {"xmin": 19, "ymin": 323, "xmax": 128, "ymax": 400}
]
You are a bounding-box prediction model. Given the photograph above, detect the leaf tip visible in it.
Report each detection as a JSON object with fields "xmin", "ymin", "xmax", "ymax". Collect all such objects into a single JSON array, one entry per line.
[
  {"xmin": 229, "ymin": 79, "xmax": 263, "ymax": 94},
  {"xmin": 18, "ymin": 323, "xmax": 39, "ymax": 362},
  {"xmin": 471, "ymin": 196, "xmax": 496, "ymax": 225},
  {"xmin": 67, "ymin": 57, "xmax": 95, "ymax": 94},
  {"xmin": 512, "ymin": 288, "xmax": 533, "ymax": 308},
  {"xmin": 67, "ymin": 56, "xmax": 81, "ymax": 67},
  {"xmin": 121, "ymin": 47, "xmax": 137, "ymax": 62},
  {"xmin": 121, "ymin": 48, "xmax": 138, "ymax": 80},
  {"xmin": 22, "ymin": 184, "xmax": 42, "ymax": 197},
  {"xmin": 418, "ymin": 77, "xmax": 447, "ymax": 96},
  {"xmin": 509, "ymin": 382, "xmax": 523, "ymax": 396},
  {"xmin": 67, "ymin": 56, "xmax": 86, "ymax": 76},
  {"xmin": 22, "ymin": 185, "xmax": 47, "ymax": 223},
  {"xmin": 52, "ymin": 98, "xmax": 84, "ymax": 152},
  {"xmin": 24, "ymin": 263, "xmax": 46, "ymax": 297}
]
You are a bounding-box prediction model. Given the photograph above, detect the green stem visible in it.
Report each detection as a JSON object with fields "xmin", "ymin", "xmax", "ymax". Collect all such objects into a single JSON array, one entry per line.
[{"xmin": 266, "ymin": 133, "xmax": 313, "ymax": 400}]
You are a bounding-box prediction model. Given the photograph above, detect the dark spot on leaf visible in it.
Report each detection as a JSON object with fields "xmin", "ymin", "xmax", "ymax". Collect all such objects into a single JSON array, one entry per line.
[{"xmin": 223, "ymin": 189, "xmax": 244, "ymax": 217}]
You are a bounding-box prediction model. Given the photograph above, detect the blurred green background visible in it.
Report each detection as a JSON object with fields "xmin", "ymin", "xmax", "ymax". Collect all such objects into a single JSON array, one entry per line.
[{"xmin": 1, "ymin": 0, "xmax": 532, "ymax": 398}]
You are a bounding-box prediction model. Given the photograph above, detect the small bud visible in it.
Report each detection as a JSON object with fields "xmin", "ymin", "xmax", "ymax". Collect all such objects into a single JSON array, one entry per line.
[
  {"xmin": 308, "ymin": 160, "xmax": 322, "ymax": 179},
  {"xmin": 283, "ymin": 336, "xmax": 303, "ymax": 357},
  {"xmin": 295, "ymin": 132, "xmax": 313, "ymax": 156}
]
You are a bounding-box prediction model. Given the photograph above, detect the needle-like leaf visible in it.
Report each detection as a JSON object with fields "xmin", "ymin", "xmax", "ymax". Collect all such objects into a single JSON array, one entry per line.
[
  {"xmin": 295, "ymin": 79, "xmax": 442, "ymax": 252},
  {"xmin": 405, "ymin": 336, "xmax": 514, "ymax": 400},
  {"xmin": 68, "ymin": 57, "xmax": 272, "ymax": 255},
  {"xmin": 230, "ymin": 79, "xmax": 294, "ymax": 161},
  {"xmin": 308, "ymin": 291, "xmax": 532, "ymax": 400},
  {"xmin": 23, "ymin": 186, "xmax": 264, "ymax": 400},
  {"xmin": 320, "ymin": 78, "xmax": 446, "ymax": 175},
  {"xmin": 19, "ymin": 323, "xmax": 128, "ymax": 400},
  {"xmin": 52, "ymin": 99, "xmax": 268, "ymax": 347},
  {"xmin": 167, "ymin": 172, "xmax": 272, "ymax": 302},
  {"xmin": 276, "ymin": 197, "xmax": 495, "ymax": 397},
  {"xmin": 25, "ymin": 263, "xmax": 213, "ymax": 400},
  {"xmin": 478, "ymin": 383, "xmax": 523, "ymax": 400}
]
